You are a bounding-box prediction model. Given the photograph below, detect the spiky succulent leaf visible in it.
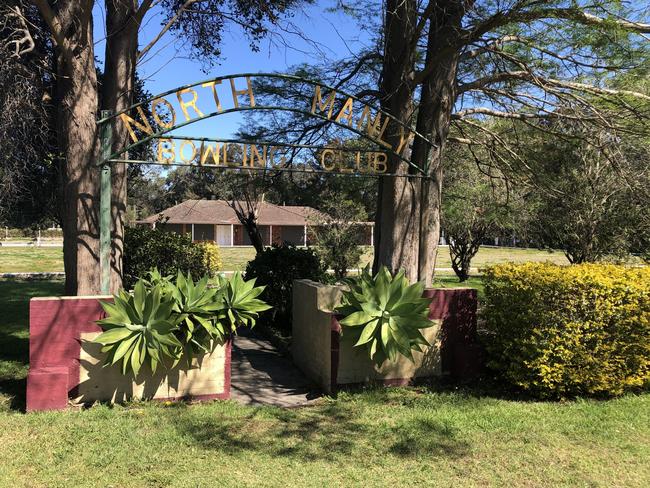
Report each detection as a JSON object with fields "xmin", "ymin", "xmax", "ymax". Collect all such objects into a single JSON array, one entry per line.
[
  {"xmin": 335, "ymin": 266, "xmax": 435, "ymax": 366},
  {"xmin": 94, "ymin": 278, "xmax": 180, "ymax": 377}
]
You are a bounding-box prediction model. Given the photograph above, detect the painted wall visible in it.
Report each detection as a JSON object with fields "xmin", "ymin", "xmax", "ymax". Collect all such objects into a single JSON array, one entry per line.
[
  {"xmin": 292, "ymin": 280, "xmax": 480, "ymax": 394},
  {"xmin": 27, "ymin": 296, "xmax": 231, "ymax": 412}
]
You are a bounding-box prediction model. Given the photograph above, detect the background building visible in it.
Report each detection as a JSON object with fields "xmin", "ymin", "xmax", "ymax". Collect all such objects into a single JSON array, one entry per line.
[{"xmin": 137, "ymin": 199, "xmax": 373, "ymax": 247}]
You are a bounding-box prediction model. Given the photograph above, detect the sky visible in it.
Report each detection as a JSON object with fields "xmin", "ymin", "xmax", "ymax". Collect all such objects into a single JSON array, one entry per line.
[{"xmin": 93, "ymin": 1, "xmax": 373, "ymax": 140}]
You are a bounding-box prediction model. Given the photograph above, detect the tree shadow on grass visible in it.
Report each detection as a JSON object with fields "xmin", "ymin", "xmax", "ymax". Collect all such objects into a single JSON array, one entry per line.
[
  {"xmin": 0, "ymin": 328, "xmax": 29, "ymax": 412},
  {"xmin": 170, "ymin": 398, "xmax": 470, "ymax": 462},
  {"xmin": 0, "ymin": 279, "xmax": 64, "ymax": 412}
]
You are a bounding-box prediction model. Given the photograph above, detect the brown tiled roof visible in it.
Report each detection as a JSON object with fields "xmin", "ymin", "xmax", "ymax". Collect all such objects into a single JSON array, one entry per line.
[{"xmin": 138, "ymin": 200, "xmax": 332, "ymax": 226}]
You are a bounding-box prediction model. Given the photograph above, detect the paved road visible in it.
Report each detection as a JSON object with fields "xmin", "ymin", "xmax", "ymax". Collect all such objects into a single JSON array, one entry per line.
[{"xmin": 230, "ymin": 329, "xmax": 322, "ymax": 407}]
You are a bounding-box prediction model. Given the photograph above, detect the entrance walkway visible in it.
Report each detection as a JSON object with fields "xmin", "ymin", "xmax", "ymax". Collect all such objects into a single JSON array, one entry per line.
[{"xmin": 230, "ymin": 329, "xmax": 321, "ymax": 407}]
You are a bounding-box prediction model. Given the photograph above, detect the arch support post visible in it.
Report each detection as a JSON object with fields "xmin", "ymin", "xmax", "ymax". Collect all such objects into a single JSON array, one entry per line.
[{"xmin": 99, "ymin": 110, "xmax": 113, "ymax": 295}]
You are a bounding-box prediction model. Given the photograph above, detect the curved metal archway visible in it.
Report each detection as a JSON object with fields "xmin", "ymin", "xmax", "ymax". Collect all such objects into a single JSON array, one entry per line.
[{"xmin": 96, "ymin": 72, "xmax": 437, "ymax": 292}]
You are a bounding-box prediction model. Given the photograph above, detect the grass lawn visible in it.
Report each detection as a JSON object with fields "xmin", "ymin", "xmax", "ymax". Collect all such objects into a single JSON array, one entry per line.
[
  {"xmin": 0, "ymin": 245, "xmax": 569, "ymax": 274},
  {"xmin": 0, "ymin": 279, "xmax": 649, "ymax": 486},
  {"xmin": 0, "ymin": 247, "xmax": 65, "ymax": 273}
]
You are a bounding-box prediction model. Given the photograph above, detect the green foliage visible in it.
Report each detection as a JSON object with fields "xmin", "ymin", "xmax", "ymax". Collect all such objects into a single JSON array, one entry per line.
[
  {"xmin": 95, "ymin": 280, "xmax": 182, "ymax": 376},
  {"xmin": 123, "ymin": 225, "xmax": 213, "ymax": 290},
  {"xmin": 94, "ymin": 270, "xmax": 270, "ymax": 376},
  {"xmin": 244, "ymin": 244, "xmax": 327, "ymax": 332},
  {"xmin": 168, "ymin": 272, "xmax": 227, "ymax": 360},
  {"xmin": 195, "ymin": 241, "xmax": 223, "ymax": 274},
  {"xmin": 518, "ymin": 122, "xmax": 650, "ymax": 264},
  {"xmin": 442, "ymin": 142, "xmax": 527, "ymax": 281},
  {"xmin": 483, "ymin": 263, "xmax": 650, "ymax": 398},
  {"xmin": 312, "ymin": 196, "xmax": 367, "ymax": 280},
  {"xmin": 336, "ymin": 266, "xmax": 434, "ymax": 366},
  {"xmin": 210, "ymin": 273, "xmax": 271, "ymax": 331}
]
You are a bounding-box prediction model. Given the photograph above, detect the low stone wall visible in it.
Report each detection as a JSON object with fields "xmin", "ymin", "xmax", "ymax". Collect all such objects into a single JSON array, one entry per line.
[
  {"xmin": 27, "ymin": 296, "xmax": 231, "ymax": 412},
  {"xmin": 292, "ymin": 280, "xmax": 480, "ymax": 394}
]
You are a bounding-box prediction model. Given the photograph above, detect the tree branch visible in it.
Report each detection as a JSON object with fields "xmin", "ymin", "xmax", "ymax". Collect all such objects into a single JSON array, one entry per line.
[
  {"xmin": 31, "ymin": 0, "xmax": 66, "ymax": 53},
  {"xmin": 137, "ymin": 0, "xmax": 202, "ymax": 61}
]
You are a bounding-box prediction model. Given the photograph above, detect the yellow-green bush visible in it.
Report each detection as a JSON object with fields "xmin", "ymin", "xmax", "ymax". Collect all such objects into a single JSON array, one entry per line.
[
  {"xmin": 482, "ymin": 263, "xmax": 650, "ymax": 398},
  {"xmin": 196, "ymin": 241, "xmax": 223, "ymax": 275}
]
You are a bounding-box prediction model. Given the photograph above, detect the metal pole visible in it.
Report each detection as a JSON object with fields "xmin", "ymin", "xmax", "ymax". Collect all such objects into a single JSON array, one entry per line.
[{"xmin": 99, "ymin": 110, "xmax": 113, "ymax": 294}]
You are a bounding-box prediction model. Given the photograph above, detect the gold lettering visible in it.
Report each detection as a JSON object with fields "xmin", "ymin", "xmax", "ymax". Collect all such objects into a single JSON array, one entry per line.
[
  {"xmin": 222, "ymin": 143, "xmax": 229, "ymax": 165},
  {"xmin": 230, "ymin": 77, "xmax": 255, "ymax": 108},
  {"xmin": 151, "ymin": 98, "xmax": 175, "ymax": 129},
  {"xmin": 200, "ymin": 142, "xmax": 221, "ymax": 165},
  {"xmin": 119, "ymin": 106, "xmax": 153, "ymax": 143},
  {"xmin": 156, "ymin": 139, "xmax": 175, "ymax": 164},
  {"xmin": 334, "ymin": 97, "xmax": 354, "ymax": 125},
  {"xmin": 356, "ymin": 106, "xmax": 390, "ymax": 147},
  {"xmin": 201, "ymin": 81, "xmax": 223, "ymax": 112},
  {"xmin": 250, "ymin": 145, "xmax": 267, "ymax": 167},
  {"xmin": 321, "ymin": 149, "xmax": 336, "ymax": 171},
  {"xmin": 311, "ymin": 86, "xmax": 336, "ymax": 119},
  {"xmin": 371, "ymin": 152, "xmax": 388, "ymax": 173},
  {"xmin": 179, "ymin": 140, "xmax": 197, "ymax": 163},
  {"xmin": 395, "ymin": 127, "xmax": 413, "ymax": 154},
  {"xmin": 269, "ymin": 146, "xmax": 286, "ymax": 167},
  {"xmin": 176, "ymin": 88, "xmax": 204, "ymax": 121}
]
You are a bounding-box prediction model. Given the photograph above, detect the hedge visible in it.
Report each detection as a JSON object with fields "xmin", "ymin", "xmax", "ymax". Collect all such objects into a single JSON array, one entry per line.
[
  {"xmin": 123, "ymin": 226, "xmax": 220, "ymax": 289},
  {"xmin": 244, "ymin": 244, "xmax": 327, "ymax": 332},
  {"xmin": 483, "ymin": 262, "xmax": 650, "ymax": 398}
]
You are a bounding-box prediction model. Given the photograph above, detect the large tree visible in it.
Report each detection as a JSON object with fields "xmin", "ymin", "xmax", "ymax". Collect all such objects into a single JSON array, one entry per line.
[
  {"xmin": 26, "ymin": 0, "xmax": 300, "ymax": 294},
  {"xmin": 372, "ymin": 0, "xmax": 650, "ymax": 284},
  {"xmin": 0, "ymin": 1, "xmax": 58, "ymax": 228},
  {"xmin": 227, "ymin": 1, "xmax": 649, "ymax": 284}
]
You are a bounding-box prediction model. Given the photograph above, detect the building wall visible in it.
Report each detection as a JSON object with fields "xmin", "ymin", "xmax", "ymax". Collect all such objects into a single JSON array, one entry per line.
[
  {"xmin": 279, "ymin": 225, "xmax": 305, "ymax": 246},
  {"xmin": 149, "ymin": 221, "xmax": 372, "ymax": 247},
  {"xmin": 193, "ymin": 223, "xmax": 214, "ymax": 241}
]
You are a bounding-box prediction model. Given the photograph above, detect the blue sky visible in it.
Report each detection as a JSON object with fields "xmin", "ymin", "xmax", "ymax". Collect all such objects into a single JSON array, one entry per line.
[{"xmin": 93, "ymin": 1, "xmax": 372, "ymax": 139}]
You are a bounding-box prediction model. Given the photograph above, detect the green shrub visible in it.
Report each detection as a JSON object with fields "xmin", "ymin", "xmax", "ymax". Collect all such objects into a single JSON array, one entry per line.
[
  {"xmin": 483, "ymin": 263, "xmax": 650, "ymax": 398},
  {"xmin": 123, "ymin": 226, "xmax": 211, "ymax": 290},
  {"xmin": 244, "ymin": 244, "xmax": 327, "ymax": 332},
  {"xmin": 195, "ymin": 241, "xmax": 223, "ymax": 274},
  {"xmin": 336, "ymin": 266, "xmax": 434, "ymax": 366},
  {"xmin": 94, "ymin": 270, "xmax": 270, "ymax": 376}
]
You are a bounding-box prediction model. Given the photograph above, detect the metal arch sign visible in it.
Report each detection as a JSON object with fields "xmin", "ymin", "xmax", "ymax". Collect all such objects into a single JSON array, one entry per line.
[
  {"xmin": 96, "ymin": 73, "xmax": 438, "ymax": 293},
  {"xmin": 97, "ymin": 72, "xmax": 437, "ymax": 177}
]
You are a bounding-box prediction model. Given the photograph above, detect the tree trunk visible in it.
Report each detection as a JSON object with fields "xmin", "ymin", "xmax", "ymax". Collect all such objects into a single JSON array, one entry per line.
[
  {"xmin": 101, "ymin": 0, "xmax": 140, "ymax": 292},
  {"xmin": 374, "ymin": 0, "xmax": 420, "ymax": 281},
  {"xmin": 243, "ymin": 218, "xmax": 265, "ymax": 253},
  {"xmin": 52, "ymin": 1, "xmax": 100, "ymax": 295},
  {"xmin": 411, "ymin": 3, "xmax": 463, "ymax": 286},
  {"xmin": 375, "ymin": 1, "xmax": 463, "ymax": 284}
]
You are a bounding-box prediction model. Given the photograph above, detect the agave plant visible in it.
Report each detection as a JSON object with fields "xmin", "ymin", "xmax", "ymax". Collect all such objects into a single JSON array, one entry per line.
[
  {"xmin": 336, "ymin": 266, "xmax": 434, "ymax": 366},
  {"xmin": 211, "ymin": 272, "xmax": 271, "ymax": 331},
  {"xmin": 94, "ymin": 280, "xmax": 182, "ymax": 376},
  {"xmin": 169, "ymin": 271, "xmax": 226, "ymax": 360},
  {"xmin": 94, "ymin": 269, "xmax": 273, "ymax": 377}
]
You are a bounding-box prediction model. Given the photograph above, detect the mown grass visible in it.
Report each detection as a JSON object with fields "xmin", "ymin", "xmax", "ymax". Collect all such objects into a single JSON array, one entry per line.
[
  {"xmin": 0, "ymin": 247, "xmax": 65, "ymax": 273},
  {"xmin": 0, "ymin": 279, "xmax": 648, "ymax": 486},
  {"xmin": 0, "ymin": 245, "xmax": 569, "ymax": 273}
]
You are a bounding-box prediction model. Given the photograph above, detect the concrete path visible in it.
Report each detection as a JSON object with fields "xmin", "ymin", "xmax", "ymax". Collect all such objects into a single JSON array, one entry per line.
[{"xmin": 230, "ymin": 329, "xmax": 322, "ymax": 407}]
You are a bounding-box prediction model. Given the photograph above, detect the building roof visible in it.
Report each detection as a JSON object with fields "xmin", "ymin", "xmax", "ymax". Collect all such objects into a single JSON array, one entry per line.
[{"xmin": 138, "ymin": 199, "xmax": 332, "ymax": 226}]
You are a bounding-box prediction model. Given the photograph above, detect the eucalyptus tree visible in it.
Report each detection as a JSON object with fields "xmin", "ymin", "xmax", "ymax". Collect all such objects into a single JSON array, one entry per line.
[{"xmin": 24, "ymin": 0, "xmax": 302, "ymax": 294}]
